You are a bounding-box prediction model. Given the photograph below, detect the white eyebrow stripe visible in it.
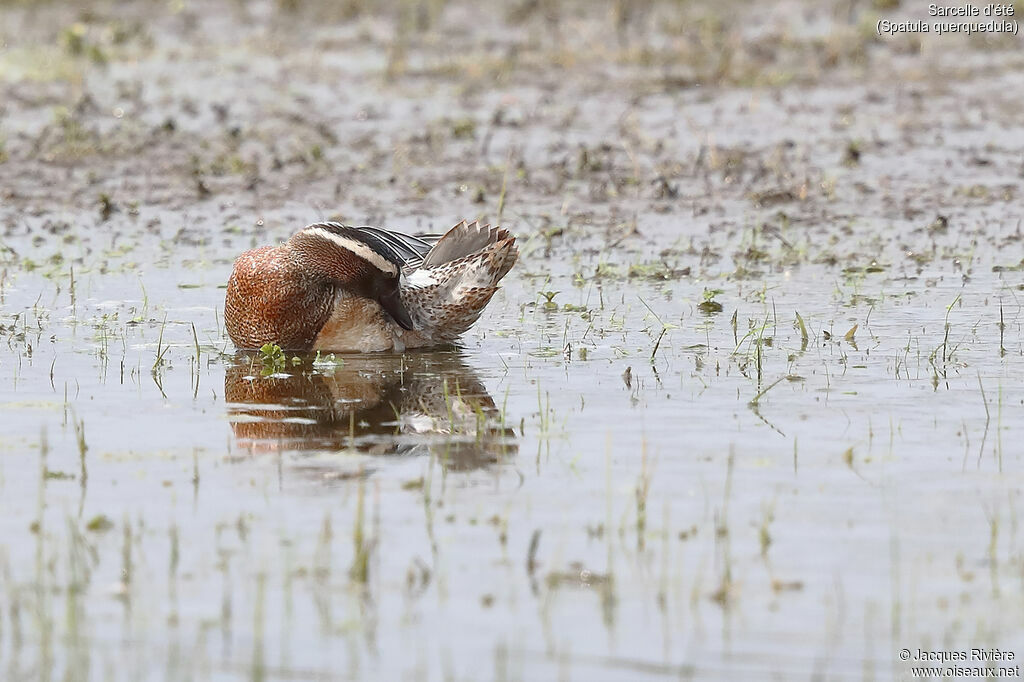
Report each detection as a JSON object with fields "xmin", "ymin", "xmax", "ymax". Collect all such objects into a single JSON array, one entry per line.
[{"xmin": 303, "ymin": 226, "xmax": 399, "ymax": 276}]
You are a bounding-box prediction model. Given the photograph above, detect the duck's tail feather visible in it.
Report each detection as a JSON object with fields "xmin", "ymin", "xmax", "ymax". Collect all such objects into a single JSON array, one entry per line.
[
  {"xmin": 400, "ymin": 221, "xmax": 518, "ymax": 341},
  {"xmin": 420, "ymin": 221, "xmax": 513, "ymax": 269}
]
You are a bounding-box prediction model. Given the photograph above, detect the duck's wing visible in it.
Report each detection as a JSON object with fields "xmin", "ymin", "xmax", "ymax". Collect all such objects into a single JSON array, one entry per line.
[
  {"xmin": 308, "ymin": 222, "xmax": 438, "ymax": 267},
  {"xmin": 344, "ymin": 224, "xmax": 439, "ymax": 266}
]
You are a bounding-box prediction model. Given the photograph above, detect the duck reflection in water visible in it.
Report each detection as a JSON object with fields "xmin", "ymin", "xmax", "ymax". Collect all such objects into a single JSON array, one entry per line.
[{"xmin": 225, "ymin": 350, "xmax": 517, "ymax": 472}]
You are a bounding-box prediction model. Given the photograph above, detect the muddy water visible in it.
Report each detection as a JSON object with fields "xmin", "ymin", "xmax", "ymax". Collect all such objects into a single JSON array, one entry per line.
[{"xmin": 2, "ymin": 0, "xmax": 1024, "ymax": 680}]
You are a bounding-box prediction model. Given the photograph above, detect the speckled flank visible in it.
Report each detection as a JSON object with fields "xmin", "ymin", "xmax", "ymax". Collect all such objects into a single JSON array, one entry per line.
[{"xmin": 224, "ymin": 221, "xmax": 517, "ymax": 352}]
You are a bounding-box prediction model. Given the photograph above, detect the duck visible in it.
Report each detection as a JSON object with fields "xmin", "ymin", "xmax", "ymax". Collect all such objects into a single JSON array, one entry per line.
[{"xmin": 224, "ymin": 220, "xmax": 517, "ymax": 352}]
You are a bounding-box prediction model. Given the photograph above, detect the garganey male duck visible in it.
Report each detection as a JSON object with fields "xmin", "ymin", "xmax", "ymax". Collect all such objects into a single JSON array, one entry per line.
[{"xmin": 225, "ymin": 220, "xmax": 517, "ymax": 352}]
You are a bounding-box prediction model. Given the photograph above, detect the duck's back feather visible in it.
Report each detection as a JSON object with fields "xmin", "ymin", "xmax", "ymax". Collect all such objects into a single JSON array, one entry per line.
[{"xmin": 309, "ymin": 222, "xmax": 436, "ymax": 269}]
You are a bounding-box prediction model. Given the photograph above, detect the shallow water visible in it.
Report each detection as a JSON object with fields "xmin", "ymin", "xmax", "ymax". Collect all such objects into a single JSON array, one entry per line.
[
  {"xmin": 2, "ymin": 246, "xmax": 1022, "ymax": 680},
  {"xmin": 2, "ymin": 0, "xmax": 1024, "ymax": 680}
]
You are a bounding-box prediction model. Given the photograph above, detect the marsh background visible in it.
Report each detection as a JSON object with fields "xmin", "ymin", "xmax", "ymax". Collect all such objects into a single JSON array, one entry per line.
[{"xmin": 1, "ymin": 0, "xmax": 1023, "ymax": 680}]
